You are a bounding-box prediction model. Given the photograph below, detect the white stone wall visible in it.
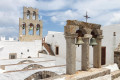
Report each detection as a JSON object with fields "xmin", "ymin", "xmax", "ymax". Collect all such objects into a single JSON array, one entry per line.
[
  {"xmin": 0, "ymin": 40, "xmax": 42, "ymax": 59},
  {"xmin": 101, "ymin": 24, "xmax": 120, "ymax": 65},
  {"xmin": 45, "ymin": 31, "xmax": 93, "ymax": 68}
]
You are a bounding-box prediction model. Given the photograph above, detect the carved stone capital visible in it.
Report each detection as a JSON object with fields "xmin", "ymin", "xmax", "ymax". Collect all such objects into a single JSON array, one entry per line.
[{"xmin": 84, "ymin": 34, "xmax": 92, "ymax": 38}]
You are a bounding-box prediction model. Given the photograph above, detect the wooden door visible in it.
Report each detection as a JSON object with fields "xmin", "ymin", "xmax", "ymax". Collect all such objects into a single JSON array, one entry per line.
[{"xmin": 101, "ymin": 47, "xmax": 106, "ymax": 65}]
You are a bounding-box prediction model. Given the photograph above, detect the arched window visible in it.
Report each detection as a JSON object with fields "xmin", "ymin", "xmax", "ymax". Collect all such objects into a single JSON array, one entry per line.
[
  {"xmin": 36, "ymin": 24, "xmax": 40, "ymax": 35},
  {"xmin": 27, "ymin": 10, "xmax": 30, "ymax": 19},
  {"xmin": 28, "ymin": 23, "xmax": 34, "ymax": 35},
  {"xmin": 22, "ymin": 22, "xmax": 26, "ymax": 35},
  {"xmin": 33, "ymin": 11, "xmax": 36, "ymax": 20}
]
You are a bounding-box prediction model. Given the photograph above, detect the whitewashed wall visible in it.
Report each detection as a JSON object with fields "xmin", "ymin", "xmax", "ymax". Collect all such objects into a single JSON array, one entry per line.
[
  {"xmin": 101, "ymin": 24, "xmax": 120, "ymax": 65},
  {"xmin": 45, "ymin": 24, "xmax": 120, "ymax": 68},
  {"xmin": 45, "ymin": 31, "xmax": 93, "ymax": 68},
  {"xmin": 0, "ymin": 40, "xmax": 42, "ymax": 59}
]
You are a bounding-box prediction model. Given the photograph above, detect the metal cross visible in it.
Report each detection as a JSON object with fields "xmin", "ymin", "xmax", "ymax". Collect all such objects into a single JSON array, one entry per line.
[{"xmin": 84, "ymin": 11, "xmax": 90, "ymax": 22}]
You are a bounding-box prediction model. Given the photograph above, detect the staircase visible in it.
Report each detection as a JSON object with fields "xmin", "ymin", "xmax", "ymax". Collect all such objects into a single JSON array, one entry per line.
[{"xmin": 42, "ymin": 42, "xmax": 55, "ymax": 56}]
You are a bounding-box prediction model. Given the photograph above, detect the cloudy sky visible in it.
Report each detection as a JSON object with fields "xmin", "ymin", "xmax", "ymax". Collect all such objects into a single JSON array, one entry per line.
[{"xmin": 0, "ymin": 0, "xmax": 120, "ymax": 39}]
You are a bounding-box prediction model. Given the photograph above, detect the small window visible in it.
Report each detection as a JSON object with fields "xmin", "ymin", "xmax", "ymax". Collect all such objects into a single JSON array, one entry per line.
[
  {"xmin": 27, "ymin": 49, "xmax": 29, "ymax": 52},
  {"xmin": 9, "ymin": 53, "xmax": 17, "ymax": 59},
  {"xmin": 52, "ymin": 35, "xmax": 54, "ymax": 37}
]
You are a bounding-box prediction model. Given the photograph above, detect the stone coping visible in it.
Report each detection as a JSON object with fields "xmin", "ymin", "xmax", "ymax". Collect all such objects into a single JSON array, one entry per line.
[
  {"xmin": 111, "ymin": 70, "xmax": 120, "ymax": 80},
  {"xmin": 1, "ymin": 60, "xmax": 55, "ymax": 66},
  {"xmin": 52, "ymin": 68, "xmax": 110, "ymax": 80},
  {"xmin": 4, "ymin": 65, "xmax": 66, "ymax": 73}
]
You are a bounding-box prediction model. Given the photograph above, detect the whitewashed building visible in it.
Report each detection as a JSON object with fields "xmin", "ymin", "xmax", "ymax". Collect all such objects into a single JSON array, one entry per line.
[{"xmin": 0, "ymin": 37, "xmax": 42, "ymax": 59}]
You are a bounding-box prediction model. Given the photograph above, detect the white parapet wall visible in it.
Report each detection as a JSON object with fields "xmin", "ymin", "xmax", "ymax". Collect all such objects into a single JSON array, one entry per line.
[{"xmin": 0, "ymin": 40, "xmax": 42, "ymax": 59}]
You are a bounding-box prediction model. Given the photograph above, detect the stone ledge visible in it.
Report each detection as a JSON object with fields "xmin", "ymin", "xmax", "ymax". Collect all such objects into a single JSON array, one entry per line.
[
  {"xmin": 59, "ymin": 68, "xmax": 110, "ymax": 80},
  {"xmin": 111, "ymin": 70, "xmax": 120, "ymax": 80}
]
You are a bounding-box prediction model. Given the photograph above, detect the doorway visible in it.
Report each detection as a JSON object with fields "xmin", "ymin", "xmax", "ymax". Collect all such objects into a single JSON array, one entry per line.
[
  {"xmin": 101, "ymin": 47, "xmax": 106, "ymax": 65},
  {"xmin": 56, "ymin": 46, "xmax": 59, "ymax": 55}
]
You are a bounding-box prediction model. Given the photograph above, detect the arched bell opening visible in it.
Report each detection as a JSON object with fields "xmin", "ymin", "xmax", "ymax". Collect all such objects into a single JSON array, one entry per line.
[
  {"xmin": 33, "ymin": 11, "xmax": 36, "ymax": 20},
  {"xmin": 28, "ymin": 23, "xmax": 34, "ymax": 35},
  {"xmin": 22, "ymin": 22, "xmax": 26, "ymax": 35},
  {"xmin": 27, "ymin": 10, "xmax": 30, "ymax": 19},
  {"xmin": 90, "ymin": 31, "xmax": 98, "ymax": 46},
  {"xmin": 75, "ymin": 29, "xmax": 84, "ymax": 47},
  {"xmin": 36, "ymin": 24, "xmax": 40, "ymax": 35}
]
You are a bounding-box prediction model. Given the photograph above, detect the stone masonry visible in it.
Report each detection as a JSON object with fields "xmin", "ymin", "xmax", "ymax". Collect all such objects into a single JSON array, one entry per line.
[
  {"xmin": 19, "ymin": 7, "xmax": 43, "ymax": 41},
  {"xmin": 64, "ymin": 20, "xmax": 103, "ymax": 74}
]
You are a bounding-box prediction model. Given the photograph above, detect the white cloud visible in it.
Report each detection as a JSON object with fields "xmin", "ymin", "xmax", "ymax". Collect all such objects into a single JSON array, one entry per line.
[
  {"xmin": 51, "ymin": 16, "xmax": 58, "ymax": 22},
  {"xmin": 106, "ymin": 12, "xmax": 120, "ymax": 25},
  {"xmin": 60, "ymin": 22, "xmax": 65, "ymax": 25},
  {"xmin": 0, "ymin": 27, "xmax": 18, "ymax": 38},
  {"xmin": 0, "ymin": 0, "xmax": 120, "ymax": 37}
]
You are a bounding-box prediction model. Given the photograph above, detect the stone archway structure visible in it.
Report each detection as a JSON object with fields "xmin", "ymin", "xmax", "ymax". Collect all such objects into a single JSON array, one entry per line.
[
  {"xmin": 18, "ymin": 60, "xmax": 35, "ymax": 64},
  {"xmin": 24, "ymin": 71, "xmax": 58, "ymax": 80},
  {"xmin": 64, "ymin": 20, "xmax": 103, "ymax": 74},
  {"xmin": 22, "ymin": 64, "xmax": 44, "ymax": 70}
]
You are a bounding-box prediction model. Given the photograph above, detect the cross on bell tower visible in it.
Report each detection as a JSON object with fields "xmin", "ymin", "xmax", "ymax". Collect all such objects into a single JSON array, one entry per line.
[{"xmin": 84, "ymin": 11, "xmax": 90, "ymax": 22}]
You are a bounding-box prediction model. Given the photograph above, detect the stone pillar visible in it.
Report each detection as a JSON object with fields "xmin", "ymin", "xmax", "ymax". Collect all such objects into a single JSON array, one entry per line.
[
  {"xmin": 26, "ymin": 24, "xmax": 28, "ymax": 35},
  {"xmin": 30, "ymin": 13, "xmax": 33, "ymax": 19},
  {"xmin": 82, "ymin": 37, "xmax": 90, "ymax": 71},
  {"xmin": 19, "ymin": 20, "xmax": 22, "ymax": 36},
  {"xmin": 93, "ymin": 37, "xmax": 102, "ymax": 68},
  {"xmin": 34, "ymin": 25, "xmax": 36, "ymax": 35},
  {"xmin": 36, "ymin": 14, "xmax": 39, "ymax": 20},
  {"xmin": 40, "ymin": 25, "xmax": 42, "ymax": 36},
  {"xmin": 65, "ymin": 36, "xmax": 76, "ymax": 75},
  {"xmin": 23, "ymin": 12, "xmax": 27, "ymax": 20}
]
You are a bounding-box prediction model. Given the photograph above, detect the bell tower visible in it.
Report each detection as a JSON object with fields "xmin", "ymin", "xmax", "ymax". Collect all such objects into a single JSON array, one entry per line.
[{"xmin": 19, "ymin": 7, "xmax": 42, "ymax": 41}]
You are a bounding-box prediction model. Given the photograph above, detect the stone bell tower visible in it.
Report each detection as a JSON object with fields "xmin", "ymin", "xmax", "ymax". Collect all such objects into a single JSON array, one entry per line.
[{"xmin": 19, "ymin": 7, "xmax": 42, "ymax": 41}]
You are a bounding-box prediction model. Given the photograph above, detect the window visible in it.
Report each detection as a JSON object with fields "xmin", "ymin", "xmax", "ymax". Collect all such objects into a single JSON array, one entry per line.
[{"xmin": 9, "ymin": 53, "xmax": 17, "ymax": 59}]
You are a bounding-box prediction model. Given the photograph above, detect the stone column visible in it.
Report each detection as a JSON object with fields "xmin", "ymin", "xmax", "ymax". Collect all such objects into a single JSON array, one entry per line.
[
  {"xmin": 30, "ymin": 13, "xmax": 33, "ymax": 19},
  {"xmin": 19, "ymin": 21, "xmax": 22, "ymax": 36},
  {"xmin": 34, "ymin": 24, "xmax": 36, "ymax": 35},
  {"xmin": 26, "ymin": 24, "xmax": 29, "ymax": 35},
  {"xmin": 82, "ymin": 37, "xmax": 90, "ymax": 71},
  {"xmin": 65, "ymin": 36, "xmax": 76, "ymax": 75},
  {"xmin": 36, "ymin": 14, "xmax": 39, "ymax": 20},
  {"xmin": 23, "ymin": 12, "xmax": 27, "ymax": 20},
  {"xmin": 40, "ymin": 25, "xmax": 42, "ymax": 37},
  {"xmin": 93, "ymin": 37, "xmax": 102, "ymax": 68}
]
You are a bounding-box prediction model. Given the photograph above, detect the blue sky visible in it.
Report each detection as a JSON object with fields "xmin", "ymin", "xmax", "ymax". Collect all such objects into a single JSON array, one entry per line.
[{"xmin": 0, "ymin": 0, "xmax": 120, "ymax": 39}]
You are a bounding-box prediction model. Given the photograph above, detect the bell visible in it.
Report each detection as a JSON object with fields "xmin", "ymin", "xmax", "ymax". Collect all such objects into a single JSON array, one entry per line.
[
  {"xmin": 75, "ymin": 37, "xmax": 84, "ymax": 47},
  {"xmin": 36, "ymin": 27, "xmax": 39, "ymax": 31},
  {"xmin": 90, "ymin": 38, "xmax": 97, "ymax": 46},
  {"xmin": 29, "ymin": 26, "xmax": 33, "ymax": 31}
]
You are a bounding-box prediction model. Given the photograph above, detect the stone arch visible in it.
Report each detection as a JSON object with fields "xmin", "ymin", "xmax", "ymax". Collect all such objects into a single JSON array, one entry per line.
[
  {"xmin": 27, "ymin": 10, "xmax": 30, "ymax": 19},
  {"xmin": 22, "ymin": 64, "xmax": 44, "ymax": 70},
  {"xmin": 22, "ymin": 22, "xmax": 26, "ymax": 35},
  {"xmin": 33, "ymin": 11, "xmax": 36, "ymax": 20},
  {"xmin": 75, "ymin": 27, "xmax": 89, "ymax": 36},
  {"xmin": 28, "ymin": 23, "xmax": 34, "ymax": 35},
  {"xmin": 36, "ymin": 24, "xmax": 40, "ymax": 35},
  {"xmin": 24, "ymin": 71, "xmax": 58, "ymax": 80},
  {"xmin": 18, "ymin": 60, "xmax": 35, "ymax": 64}
]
